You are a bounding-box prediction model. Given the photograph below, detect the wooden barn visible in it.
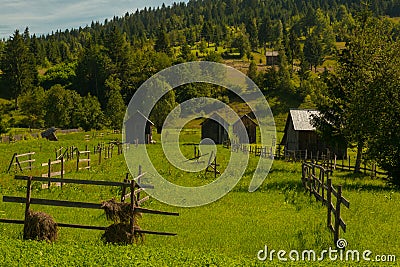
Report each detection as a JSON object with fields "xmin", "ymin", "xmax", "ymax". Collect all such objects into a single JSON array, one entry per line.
[
  {"xmin": 281, "ymin": 109, "xmax": 347, "ymax": 158},
  {"xmin": 265, "ymin": 51, "xmax": 279, "ymax": 66},
  {"xmin": 125, "ymin": 110, "xmax": 154, "ymax": 144},
  {"xmin": 41, "ymin": 127, "xmax": 58, "ymax": 141},
  {"xmin": 233, "ymin": 114, "xmax": 258, "ymax": 144},
  {"xmin": 201, "ymin": 113, "xmax": 229, "ymax": 144}
]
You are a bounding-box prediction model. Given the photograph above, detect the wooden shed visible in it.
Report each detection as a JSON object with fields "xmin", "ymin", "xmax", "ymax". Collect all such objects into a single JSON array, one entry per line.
[
  {"xmin": 265, "ymin": 51, "xmax": 279, "ymax": 66},
  {"xmin": 201, "ymin": 113, "xmax": 228, "ymax": 145},
  {"xmin": 233, "ymin": 114, "xmax": 258, "ymax": 144},
  {"xmin": 41, "ymin": 127, "xmax": 58, "ymax": 141},
  {"xmin": 281, "ymin": 109, "xmax": 346, "ymax": 158},
  {"xmin": 125, "ymin": 110, "xmax": 154, "ymax": 144}
]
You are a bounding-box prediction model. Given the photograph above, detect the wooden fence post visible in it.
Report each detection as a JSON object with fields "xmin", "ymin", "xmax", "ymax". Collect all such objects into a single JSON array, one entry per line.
[
  {"xmin": 61, "ymin": 157, "xmax": 64, "ymax": 189},
  {"xmin": 76, "ymin": 150, "xmax": 80, "ymax": 172},
  {"xmin": 327, "ymin": 178, "xmax": 332, "ymax": 230},
  {"xmin": 130, "ymin": 179, "xmax": 136, "ymax": 236},
  {"xmin": 47, "ymin": 159, "xmax": 51, "ymax": 189},
  {"xmin": 137, "ymin": 165, "xmax": 142, "ymax": 202},
  {"xmin": 334, "ymin": 186, "xmax": 343, "ymax": 244},
  {"xmin": 23, "ymin": 176, "xmax": 32, "ymax": 239}
]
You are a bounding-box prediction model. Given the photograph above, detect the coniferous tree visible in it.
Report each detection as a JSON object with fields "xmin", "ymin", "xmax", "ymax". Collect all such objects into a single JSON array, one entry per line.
[{"xmin": 0, "ymin": 30, "xmax": 37, "ymax": 109}]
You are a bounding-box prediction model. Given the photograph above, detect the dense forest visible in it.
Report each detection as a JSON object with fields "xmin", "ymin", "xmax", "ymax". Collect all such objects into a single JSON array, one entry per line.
[{"xmin": 0, "ymin": 0, "xmax": 399, "ymax": 184}]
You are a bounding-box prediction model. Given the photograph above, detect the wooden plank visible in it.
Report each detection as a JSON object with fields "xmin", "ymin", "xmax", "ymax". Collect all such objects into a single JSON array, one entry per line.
[
  {"xmin": 42, "ymin": 160, "xmax": 62, "ymax": 167},
  {"xmin": 17, "ymin": 159, "xmax": 36, "ymax": 164},
  {"xmin": 339, "ymin": 218, "xmax": 347, "ymax": 232},
  {"xmin": 79, "ymin": 159, "xmax": 91, "ymax": 163},
  {"xmin": 138, "ymin": 196, "xmax": 150, "ymax": 205},
  {"xmin": 3, "ymin": 196, "xmax": 102, "ymax": 209},
  {"xmin": 134, "ymin": 188, "xmax": 144, "ymax": 195},
  {"xmin": 79, "ymin": 166, "xmax": 91, "ymax": 170},
  {"xmin": 3, "ymin": 196, "xmax": 179, "ymax": 216},
  {"xmin": 341, "ymin": 197, "xmax": 350, "ymax": 208},
  {"xmin": 16, "ymin": 152, "xmax": 35, "ymax": 158},
  {"xmin": 79, "ymin": 151, "xmax": 91, "ymax": 154},
  {"xmin": 15, "ymin": 175, "xmax": 129, "ymax": 187}
]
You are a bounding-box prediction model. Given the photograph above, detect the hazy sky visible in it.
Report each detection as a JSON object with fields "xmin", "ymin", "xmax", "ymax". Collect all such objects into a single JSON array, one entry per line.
[{"xmin": 0, "ymin": 0, "xmax": 188, "ymax": 39}]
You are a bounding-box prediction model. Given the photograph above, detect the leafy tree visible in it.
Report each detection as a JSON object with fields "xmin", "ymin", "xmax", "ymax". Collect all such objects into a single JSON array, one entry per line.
[
  {"xmin": 105, "ymin": 76, "xmax": 126, "ymax": 130},
  {"xmin": 314, "ymin": 15, "xmax": 400, "ymax": 180},
  {"xmin": 79, "ymin": 94, "xmax": 104, "ymax": 131},
  {"xmin": 19, "ymin": 87, "xmax": 46, "ymax": 129},
  {"xmin": 150, "ymin": 81, "xmax": 178, "ymax": 134},
  {"xmin": 0, "ymin": 30, "xmax": 37, "ymax": 108}
]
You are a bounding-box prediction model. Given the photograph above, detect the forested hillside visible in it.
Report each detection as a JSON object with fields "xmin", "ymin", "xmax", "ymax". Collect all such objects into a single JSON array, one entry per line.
[{"xmin": 0, "ymin": 0, "xmax": 399, "ymax": 184}]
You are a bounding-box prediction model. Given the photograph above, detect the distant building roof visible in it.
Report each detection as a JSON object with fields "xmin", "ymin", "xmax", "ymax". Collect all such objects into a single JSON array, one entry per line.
[
  {"xmin": 265, "ymin": 51, "xmax": 279, "ymax": 57},
  {"xmin": 289, "ymin": 109, "xmax": 320, "ymax": 131}
]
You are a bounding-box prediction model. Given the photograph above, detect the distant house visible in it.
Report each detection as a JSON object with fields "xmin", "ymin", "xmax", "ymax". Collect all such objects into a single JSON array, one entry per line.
[
  {"xmin": 125, "ymin": 110, "xmax": 154, "ymax": 144},
  {"xmin": 201, "ymin": 113, "xmax": 229, "ymax": 145},
  {"xmin": 265, "ymin": 51, "xmax": 279, "ymax": 66},
  {"xmin": 281, "ymin": 109, "xmax": 347, "ymax": 158},
  {"xmin": 233, "ymin": 114, "xmax": 258, "ymax": 144}
]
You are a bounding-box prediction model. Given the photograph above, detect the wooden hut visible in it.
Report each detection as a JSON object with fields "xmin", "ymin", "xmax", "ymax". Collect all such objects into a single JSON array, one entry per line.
[
  {"xmin": 233, "ymin": 114, "xmax": 258, "ymax": 144},
  {"xmin": 265, "ymin": 51, "xmax": 279, "ymax": 66},
  {"xmin": 41, "ymin": 127, "xmax": 58, "ymax": 141},
  {"xmin": 281, "ymin": 109, "xmax": 346, "ymax": 158},
  {"xmin": 125, "ymin": 110, "xmax": 154, "ymax": 144},
  {"xmin": 201, "ymin": 113, "xmax": 228, "ymax": 144}
]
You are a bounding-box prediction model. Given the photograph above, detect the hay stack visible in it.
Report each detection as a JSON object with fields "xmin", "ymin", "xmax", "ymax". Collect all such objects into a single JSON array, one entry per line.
[
  {"xmin": 101, "ymin": 199, "xmax": 143, "ymax": 244},
  {"xmin": 23, "ymin": 210, "xmax": 58, "ymax": 242}
]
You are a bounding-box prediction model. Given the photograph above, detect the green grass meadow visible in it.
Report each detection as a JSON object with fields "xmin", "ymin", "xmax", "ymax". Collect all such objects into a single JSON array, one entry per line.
[{"xmin": 0, "ymin": 130, "xmax": 398, "ymax": 266}]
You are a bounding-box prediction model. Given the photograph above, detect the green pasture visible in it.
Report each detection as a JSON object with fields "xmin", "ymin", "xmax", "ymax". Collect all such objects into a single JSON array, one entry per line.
[{"xmin": 0, "ymin": 130, "xmax": 398, "ymax": 266}]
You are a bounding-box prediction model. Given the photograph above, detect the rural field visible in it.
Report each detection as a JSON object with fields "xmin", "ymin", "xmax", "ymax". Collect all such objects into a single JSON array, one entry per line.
[{"xmin": 0, "ymin": 130, "xmax": 398, "ymax": 266}]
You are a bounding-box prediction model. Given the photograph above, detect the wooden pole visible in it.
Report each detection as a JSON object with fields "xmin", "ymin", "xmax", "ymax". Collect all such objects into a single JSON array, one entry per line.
[
  {"xmin": 98, "ymin": 148, "xmax": 102, "ymax": 164},
  {"xmin": 76, "ymin": 151, "xmax": 80, "ymax": 172},
  {"xmin": 137, "ymin": 165, "xmax": 142, "ymax": 203},
  {"xmin": 23, "ymin": 176, "xmax": 32, "ymax": 239},
  {"xmin": 334, "ymin": 186, "xmax": 342, "ymax": 244},
  {"xmin": 130, "ymin": 179, "xmax": 136, "ymax": 236},
  {"xmin": 327, "ymin": 179, "xmax": 332, "ymax": 230},
  {"xmin": 47, "ymin": 159, "xmax": 51, "ymax": 189},
  {"xmin": 61, "ymin": 157, "xmax": 64, "ymax": 189}
]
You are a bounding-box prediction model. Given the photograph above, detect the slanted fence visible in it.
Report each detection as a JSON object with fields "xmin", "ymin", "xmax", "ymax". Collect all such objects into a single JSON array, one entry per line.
[
  {"xmin": 7, "ymin": 152, "xmax": 35, "ymax": 173},
  {"xmin": 0, "ymin": 172, "xmax": 179, "ymax": 240},
  {"xmin": 301, "ymin": 162, "xmax": 350, "ymax": 244}
]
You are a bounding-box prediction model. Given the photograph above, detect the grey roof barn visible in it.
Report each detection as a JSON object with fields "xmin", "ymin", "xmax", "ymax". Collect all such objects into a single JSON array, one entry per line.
[{"xmin": 281, "ymin": 109, "xmax": 347, "ymax": 158}]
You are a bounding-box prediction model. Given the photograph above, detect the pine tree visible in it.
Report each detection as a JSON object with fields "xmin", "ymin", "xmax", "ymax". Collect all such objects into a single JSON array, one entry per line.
[{"xmin": 0, "ymin": 30, "xmax": 37, "ymax": 109}]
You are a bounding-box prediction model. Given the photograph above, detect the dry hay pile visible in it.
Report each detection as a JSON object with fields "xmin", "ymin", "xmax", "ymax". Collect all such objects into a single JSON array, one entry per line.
[
  {"xmin": 101, "ymin": 198, "xmax": 143, "ymax": 244},
  {"xmin": 23, "ymin": 210, "xmax": 58, "ymax": 242}
]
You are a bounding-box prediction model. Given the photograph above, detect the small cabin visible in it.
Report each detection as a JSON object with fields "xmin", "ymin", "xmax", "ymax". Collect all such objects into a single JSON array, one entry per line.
[
  {"xmin": 41, "ymin": 127, "xmax": 58, "ymax": 141},
  {"xmin": 265, "ymin": 51, "xmax": 279, "ymax": 66},
  {"xmin": 281, "ymin": 109, "xmax": 347, "ymax": 158},
  {"xmin": 125, "ymin": 110, "xmax": 154, "ymax": 144},
  {"xmin": 233, "ymin": 114, "xmax": 258, "ymax": 144},
  {"xmin": 201, "ymin": 113, "xmax": 229, "ymax": 145}
]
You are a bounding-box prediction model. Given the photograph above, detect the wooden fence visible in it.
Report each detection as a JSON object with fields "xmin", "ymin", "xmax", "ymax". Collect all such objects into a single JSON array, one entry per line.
[
  {"xmin": 231, "ymin": 143, "xmax": 275, "ymax": 159},
  {"xmin": 76, "ymin": 146, "xmax": 91, "ymax": 171},
  {"xmin": 7, "ymin": 152, "xmax": 35, "ymax": 173},
  {"xmin": 0, "ymin": 172, "xmax": 179, "ymax": 240},
  {"xmin": 41, "ymin": 158, "xmax": 65, "ymax": 189},
  {"xmin": 302, "ymin": 162, "xmax": 350, "ymax": 244}
]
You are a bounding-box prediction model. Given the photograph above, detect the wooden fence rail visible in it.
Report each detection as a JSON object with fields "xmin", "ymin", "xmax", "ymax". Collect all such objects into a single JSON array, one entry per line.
[
  {"xmin": 0, "ymin": 170, "xmax": 179, "ymax": 240},
  {"xmin": 301, "ymin": 162, "xmax": 350, "ymax": 244}
]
